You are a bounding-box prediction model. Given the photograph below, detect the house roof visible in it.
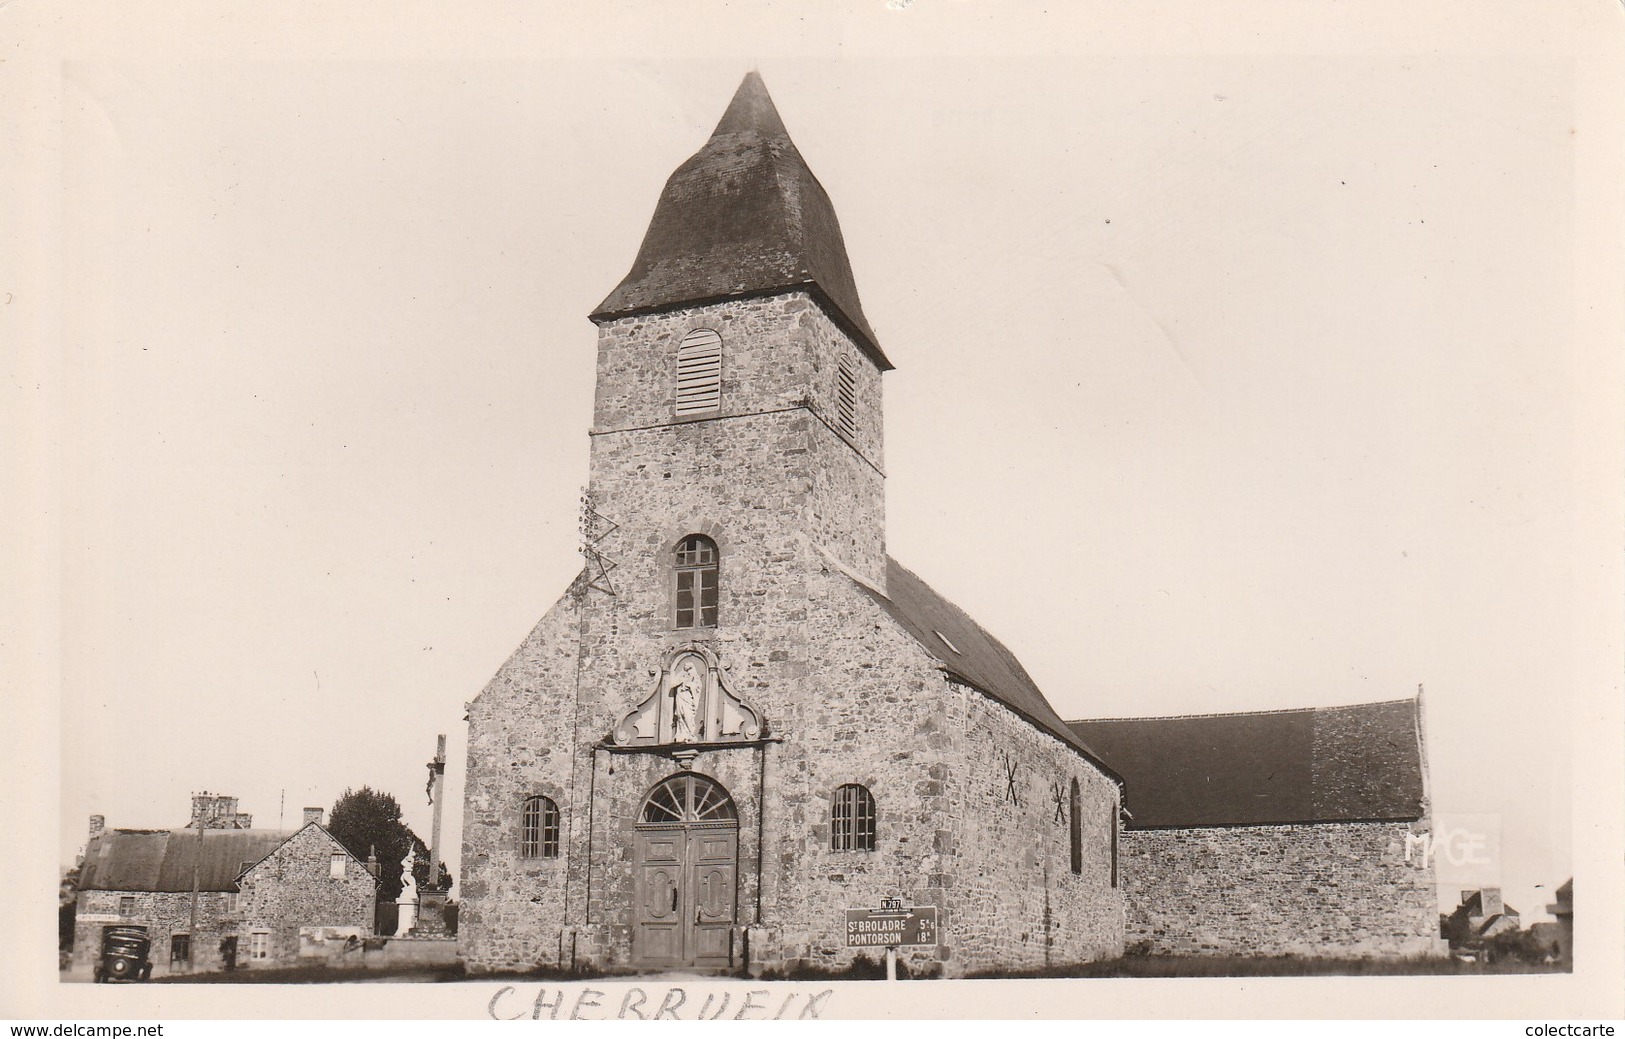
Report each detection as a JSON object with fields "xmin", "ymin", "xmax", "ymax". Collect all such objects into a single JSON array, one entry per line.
[
  {"xmin": 236, "ymin": 822, "xmax": 377, "ymax": 884},
  {"xmin": 591, "ymin": 72, "xmax": 890, "ymax": 370},
  {"xmin": 77, "ymin": 828, "xmax": 294, "ymax": 892},
  {"xmin": 852, "ymin": 557, "xmax": 1116, "ymax": 776},
  {"xmin": 1067, "ymin": 697, "xmax": 1427, "ymax": 828}
]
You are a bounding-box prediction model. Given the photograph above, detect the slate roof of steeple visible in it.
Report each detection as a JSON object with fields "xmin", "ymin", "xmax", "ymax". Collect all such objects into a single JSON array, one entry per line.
[{"xmin": 592, "ymin": 73, "xmax": 890, "ymax": 370}]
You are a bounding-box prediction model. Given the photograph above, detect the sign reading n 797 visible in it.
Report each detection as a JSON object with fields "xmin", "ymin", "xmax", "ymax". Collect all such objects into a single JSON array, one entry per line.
[{"xmin": 845, "ymin": 905, "xmax": 940, "ymax": 947}]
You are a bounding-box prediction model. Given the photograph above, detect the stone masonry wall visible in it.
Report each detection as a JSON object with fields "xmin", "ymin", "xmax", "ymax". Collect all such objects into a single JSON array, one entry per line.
[
  {"xmin": 460, "ymin": 595, "xmax": 580, "ymax": 973},
  {"xmin": 237, "ymin": 824, "xmax": 377, "ymax": 966},
  {"xmin": 753, "ymin": 562, "xmax": 952, "ymax": 977},
  {"xmin": 74, "ymin": 890, "xmax": 237, "ymax": 976},
  {"xmin": 940, "ymin": 680, "xmax": 1125, "ymax": 974},
  {"xmin": 718, "ymin": 562, "xmax": 1124, "ymax": 979},
  {"xmin": 1120, "ymin": 820, "xmax": 1441, "ymax": 957},
  {"xmin": 590, "ymin": 296, "xmax": 884, "ymax": 585}
]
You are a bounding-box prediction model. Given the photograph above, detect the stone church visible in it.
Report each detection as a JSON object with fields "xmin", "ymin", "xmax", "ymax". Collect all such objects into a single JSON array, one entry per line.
[
  {"xmin": 459, "ymin": 73, "xmax": 1127, "ymax": 978},
  {"xmin": 458, "ymin": 73, "xmax": 1443, "ymax": 979}
]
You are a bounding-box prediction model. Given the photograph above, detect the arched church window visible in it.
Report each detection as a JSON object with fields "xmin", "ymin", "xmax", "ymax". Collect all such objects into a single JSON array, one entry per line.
[
  {"xmin": 674, "ymin": 534, "xmax": 719, "ymax": 629},
  {"xmin": 520, "ymin": 795, "xmax": 560, "ymax": 859},
  {"xmin": 675, "ymin": 329, "xmax": 723, "ymax": 416},
  {"xmin": 830, "ymin": 784, "xmax": 876, "ymax": 852},
  {"xmin": 1069, "ymin": 779, "xmax": 1082, "ymax": 875}
]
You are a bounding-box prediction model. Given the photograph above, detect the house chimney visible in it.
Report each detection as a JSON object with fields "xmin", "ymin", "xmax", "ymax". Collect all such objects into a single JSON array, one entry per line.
[
  {"xmin": 89, "ymin": 814, "xmax": 105, "ymax": 840},
  {"xmin": 302, "ymin": 807, "xmax": 323, "ymax": 827},
  {"xmin": 367, "ymin": 845, "xmax": 379, "ymax": 877}
]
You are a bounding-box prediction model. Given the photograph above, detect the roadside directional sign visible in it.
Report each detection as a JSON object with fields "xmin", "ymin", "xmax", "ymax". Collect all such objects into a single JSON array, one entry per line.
[{"xmin": 845, "ymin": 901, "xmax": 940, "ymax": 948}]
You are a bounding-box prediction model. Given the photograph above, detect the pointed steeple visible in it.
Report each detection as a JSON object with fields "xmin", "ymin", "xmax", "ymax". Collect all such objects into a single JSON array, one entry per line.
[
  {"xmin": 592, "ymin": 73, "xmax": 890, "ymax": 370},
  {"xmin": 711, "ymin": 70, "xmax": 789, "ymax": 137}
]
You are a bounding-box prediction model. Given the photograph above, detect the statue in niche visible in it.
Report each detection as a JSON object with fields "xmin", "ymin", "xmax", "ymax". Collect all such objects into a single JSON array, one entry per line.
[
  {"xmin": 670, "ymin": 658, "xmax": 703, "ymax": 742},
  {"xmin": 611, "ymin": 645, "xmax": 763, "ymax": 748}
]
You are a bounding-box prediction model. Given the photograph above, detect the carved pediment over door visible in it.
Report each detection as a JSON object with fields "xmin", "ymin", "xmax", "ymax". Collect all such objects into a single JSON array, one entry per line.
[{"xmin": 613, "ymin": 645, "xmax": 764, "ymax": 748}]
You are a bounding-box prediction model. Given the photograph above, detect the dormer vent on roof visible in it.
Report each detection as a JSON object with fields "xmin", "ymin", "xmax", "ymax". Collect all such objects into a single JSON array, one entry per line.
[{"xmin": 591, "ymin": 72, "xmax": 891, "ymax": 371}]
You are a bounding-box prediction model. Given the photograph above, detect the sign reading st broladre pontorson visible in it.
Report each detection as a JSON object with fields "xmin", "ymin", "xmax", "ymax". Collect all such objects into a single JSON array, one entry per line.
[{"xmin": 845, "ymin": 899, "xmax": 941, "ymax": 948}]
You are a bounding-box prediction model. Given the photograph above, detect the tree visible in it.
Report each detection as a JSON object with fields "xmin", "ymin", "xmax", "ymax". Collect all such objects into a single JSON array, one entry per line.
[
  {"xmin": 327, "ymin": 786, "xmax": 427, "ymax": 902},
  {"xmin": 60, "ymin": 861, "xmax": 81, "ymax": 956}
]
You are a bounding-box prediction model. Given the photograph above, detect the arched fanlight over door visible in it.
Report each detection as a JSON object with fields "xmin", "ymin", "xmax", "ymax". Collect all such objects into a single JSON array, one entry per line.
[{"xmin": 641, "ymin": 774, "xmax": 738, "ymax": 825}]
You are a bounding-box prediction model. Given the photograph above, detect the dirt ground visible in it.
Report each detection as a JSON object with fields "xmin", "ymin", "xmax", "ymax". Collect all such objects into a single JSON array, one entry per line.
[{"xmin": 58, "ymin": 953, "xmax": 1570, "ymax": 985}]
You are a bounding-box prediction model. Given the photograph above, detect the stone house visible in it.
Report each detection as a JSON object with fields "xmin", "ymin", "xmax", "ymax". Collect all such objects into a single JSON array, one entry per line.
[
  {"xmin": 459, "ymin": 73, "xmax": 1127, "ymax": 978},
  {"xmin": 1441, "ymin": 887, "xmax": 1521, "ymax": 953},
  {"xmin": 1545, "ymin": 877, "xmax": 1573, "ymax": 966},
  {"xmin": 1068, "ymin": 696, "xmax": 1442, "ymax": 958},
  {"xmin": 75, "ymin": 799, "xmax": 379, "ymax": 974},
  {"xmin": 73, "ymin": 796, "xmax": 291, "ymax": 976},
  {"xmin": 234, "ymin": 807, "xmax": 380, "ymax": 967}
]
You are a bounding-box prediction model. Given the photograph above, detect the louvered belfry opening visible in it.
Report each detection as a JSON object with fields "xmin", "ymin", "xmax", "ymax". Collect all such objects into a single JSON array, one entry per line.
[
  {"xmin": 835, "ymin": 357, "xmax": 857, "ymax": 438},
  {"xmin": 675, "ymin": 329, "xmax": 723, "ymax": 416}
]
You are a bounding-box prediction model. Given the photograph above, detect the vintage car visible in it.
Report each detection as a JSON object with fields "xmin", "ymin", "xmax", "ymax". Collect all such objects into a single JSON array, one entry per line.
[{"xmin": 94, "ymin": 925, "xmax": 153, "ymax": 983}]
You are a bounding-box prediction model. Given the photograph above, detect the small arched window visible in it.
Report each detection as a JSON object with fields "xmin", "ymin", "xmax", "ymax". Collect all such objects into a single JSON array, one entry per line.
[
  {"xmin": 674, "ymin": 534, "xmax": 719, "ymax": 628},
  {"xmin": 520, "ymin": 795, "xmax": 560, "ymax": 859},
  {"xmin": 675, "ymin": 329, "xmax": 723, "ymax": 416},
  {"xmin": 1069, "ymin": 779, "xmax": 1083, "ymax": 875},
  {"xmin": 830, "ymin": 784, "xmax": 876, "ymax": 852}
]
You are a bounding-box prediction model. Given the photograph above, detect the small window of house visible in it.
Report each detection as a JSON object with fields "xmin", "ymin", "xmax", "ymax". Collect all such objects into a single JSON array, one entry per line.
[
  {"xmin": 674, "ymin": 534, "xmax": 719, "ymax": 628},
  {"xmin": 169, "ymin": 933, "xmax": 190, "ymax": 966},
  {"xmin": 1069, "ymin": 779, "xmax": 1083, "ymax": 876},
  {"xmin": 118, "ymin": 896, "xmax": 135, "ymax": 918},
  {"xmin": 249, "ymin": 931, "xmax": 270, "ymax": 960},
  {"xmin": 675, "ymin": 329, "xmax": 723, "ymax": 416},
  {"xmin": 330, "ymin": 853, "xmax": 346, "ymax": 879},
  {"xmin": 835, "ymin": 357, "xmax": 858, "ymax": 438},
  {"xmin": 830, "ymin": 784, "xmax": 876, "ymax": 852},
  {"xmin": 520, "ymin": 795, "xmax": 561, "ymax": 859}
]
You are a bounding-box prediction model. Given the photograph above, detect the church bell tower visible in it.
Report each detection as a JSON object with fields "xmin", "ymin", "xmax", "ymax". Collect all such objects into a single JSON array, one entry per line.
[{"xmin": 581, "ymin": 72, "xmax": 890, "ymax": 618}]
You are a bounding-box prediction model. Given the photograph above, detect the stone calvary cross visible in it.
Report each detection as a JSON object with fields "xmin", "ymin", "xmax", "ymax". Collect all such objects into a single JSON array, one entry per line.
[{"xmin": 412, "ymin": 733, "xmax": 450, "ymax": 937}]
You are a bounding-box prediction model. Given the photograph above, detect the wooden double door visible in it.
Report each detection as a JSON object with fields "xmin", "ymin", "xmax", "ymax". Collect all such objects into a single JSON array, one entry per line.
[{"xmin": 632, "ymin": 774, "xmax": 739, "ymax": 969}]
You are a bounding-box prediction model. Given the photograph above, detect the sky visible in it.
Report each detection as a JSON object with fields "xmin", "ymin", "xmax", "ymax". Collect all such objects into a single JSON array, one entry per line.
[{"xmin": 12, "ymin": 0, "xmax": 1623, "ymax": 961}]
